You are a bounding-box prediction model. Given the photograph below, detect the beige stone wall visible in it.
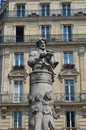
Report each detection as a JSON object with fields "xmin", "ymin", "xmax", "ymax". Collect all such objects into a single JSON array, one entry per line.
[{"xmin": 0, "ymin": 0, "xmax": 86, "ymax": 129}]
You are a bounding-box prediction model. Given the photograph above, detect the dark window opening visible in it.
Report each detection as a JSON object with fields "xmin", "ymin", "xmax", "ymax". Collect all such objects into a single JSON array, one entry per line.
[{"xmin": 16, "ymin": 26, "xmax": 24, "ymax": 42}]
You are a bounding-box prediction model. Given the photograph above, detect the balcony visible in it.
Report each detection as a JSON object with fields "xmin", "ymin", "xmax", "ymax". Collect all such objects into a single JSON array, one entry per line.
[
  {"xmin": 0, "ymin": 93, "xmax": 86, "ymax": 106},
  {"xmin": 62, "ymin": 64, "xmax": 75, "ymax": 69},
  {"xmin": 0, "ymin": 8, "xmax": 86, "ymax": 18},
  {"xmin": 0, "ymin": 34, "xmax": 86, "ymax": 44},
  {"xmin": 0, "ymin": 93, "xmax": 29, "ymax": 105},
  {"xmin": 54, "ymin": 93, "xmax": 86, "ymax": 104}
]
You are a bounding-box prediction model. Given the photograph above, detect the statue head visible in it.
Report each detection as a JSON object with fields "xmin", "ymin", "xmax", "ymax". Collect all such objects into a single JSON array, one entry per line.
[{"xmin": 36, "ymin": 38, "xmax": 47, "ymax": 50}]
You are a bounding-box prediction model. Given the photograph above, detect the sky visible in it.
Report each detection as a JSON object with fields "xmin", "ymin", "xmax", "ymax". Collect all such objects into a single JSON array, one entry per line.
[{"xmin": 0, "ymin": 0, "xmax": 1, "ymax": 6}]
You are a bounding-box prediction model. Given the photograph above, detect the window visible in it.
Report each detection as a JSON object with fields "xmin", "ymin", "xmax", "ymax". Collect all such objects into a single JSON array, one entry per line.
[
  {"xmin": 65, "ymin": 80, "xmax": 74, "ymax": 101},
  {"xmin": 13, "ymin": 81, "xmax": 23, "ymax": 102},
  {"xmin": 64, "ymin": 52, "xmax": 73, "ymax": 64},
  {"xmin": 66, "ymin": 111, "xmax": 75, "ymax": 128},
  {"xmin": 41, "ymin": 4, "xmax": 50, "ymax": 16},
  {"xmin": 41, "ymin": 26, "xmax": 50, "ymax": 40},
  {"xmin": 16, "ymin": 26, "xmax": 24, "ymax": 42},
  {"xmin": 17, "ymin": 5, "xmax": 25, "ymax": 17},
  {"xmin": 15, "ymin": 53, "xmax": 24, "ymax": 66},
  {"xmin": 63, "ymin": 25, "xmax": 72, "ymax": 41},
  {"xmin": 13, "ymin": 111, "xmax": 22, "ymax": 128},
  {"xmin": 62, "ymin": 4, "xmax": 71, "ymax": 16}
]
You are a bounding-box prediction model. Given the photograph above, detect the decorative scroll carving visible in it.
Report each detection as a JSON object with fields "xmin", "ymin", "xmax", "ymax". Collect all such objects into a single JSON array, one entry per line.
[{"xmin": 8, "ymin": 69, "xmax": 28, "ymax": 83}]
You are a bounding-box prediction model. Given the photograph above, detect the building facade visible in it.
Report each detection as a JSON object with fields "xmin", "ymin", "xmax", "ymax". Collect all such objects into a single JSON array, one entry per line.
[{"xmin": 0, "ymin": 0, "xmax": 86, "ymax": 129}]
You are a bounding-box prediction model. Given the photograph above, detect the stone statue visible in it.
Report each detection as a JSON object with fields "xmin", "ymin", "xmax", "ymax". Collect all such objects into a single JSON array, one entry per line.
[
  {"xmin": 28, "ymin": 38, "xmax": 58, "ymax": 75},
  {"xmin": 28, "ymin": 38, "xmax": 59, "ymax": 130}
]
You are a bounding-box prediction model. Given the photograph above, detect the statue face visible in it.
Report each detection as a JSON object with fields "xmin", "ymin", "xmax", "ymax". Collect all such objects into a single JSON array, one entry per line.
[{"xmin": 39, "ymin": 40, "xmax": 46, "ymax": 50}]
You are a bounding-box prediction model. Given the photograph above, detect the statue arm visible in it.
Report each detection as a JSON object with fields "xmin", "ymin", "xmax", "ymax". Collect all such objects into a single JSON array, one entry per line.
[{"xmin": 28, "ymin": 51, "xmax": 39, "ymax": 67}]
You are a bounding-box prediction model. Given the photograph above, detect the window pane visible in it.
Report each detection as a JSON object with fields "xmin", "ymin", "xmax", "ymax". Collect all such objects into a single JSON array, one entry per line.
[
  {"xmin": 69, "ymin": 53, "xmax": 73, "ymax": 64},
  {"xmin": 66, "ymin": 111, "xmax": 75, "ymax": 128},
  {"xmin": 41, "ymin": 5, "xmax": 50, "ymax": 16},
  {"xmin": 13, "ymin": 112, "xmax": 22, "ymax": 128},
  {"xmin": 62, "ymin": 4, "xmax": 71, "ymax": 16},
  {"xmin": 17, "ymin": 5, "xmax": 25, "ymax": 17},
  {"xmin": 64, "ymin": 53, "xmax": 68, "ymax": 64},
  {"xmin": 15, "ymin": 54, "xmax": 19, "ymax": 65},
  {"xmin": 15, "ymin": 53, "xmax": 24, "ymax": 66},
  {"xmin": 20, "ymin": 54, "xmax": 24, "ymax": 65},
  {"xmin": 46, "ymin": 5, "xmax": 50, "ymax": 16},
  {"xmin": 63, "ymin": 26, "xmax": 72, "ymax": 41},
  {"xmin": 14, "ymin": 81, "xmax": 23, "ymax": 102},
  {"xmin": 65, "ymin": 80, "xmax": 74, "ymax": 101},
  {"xmin": 41, "ymin": 26, "xmax": 50, "ymax": 40},
  {"xmin": 64, "ymin": 52, "xmax": 73, "ymax": 64}
]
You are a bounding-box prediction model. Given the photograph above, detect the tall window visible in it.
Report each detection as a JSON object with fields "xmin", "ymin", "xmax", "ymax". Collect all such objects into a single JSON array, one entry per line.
[
  {"xmin": 13, "ymin": 81, "xmax": 23, "ymax": 102},
  {"xmin": 62, "ymin": 4, "xmax": 71, "ymax": 16},
  {"xmin": 63, "ymin": 25, "xmax": 72, "ymax": 41},
  {"xmin": 16, "ymin": 26, "xmax": 24, "ymax": 42},
  {"xmin": 65, "ymin": 80, "xmax": 74, "ymax": 101},
  {"xmin": 15, "ymin": 53, "xmax": 24, "ymax": 66},
  {"xmin": 41, "ymin": 4, "xmax": 50, "ymax": 16},
  {"xmin": 13, "ymin": 111, "xmax": 22, "ymax": 128},
  {"xmin": 64, "ymin": 52, "xmax": 73, "ymax": 64},
  {"xmin": 41, "ymin": 26, "xmax": 50, "ymax": 40},
  {"xmin": 17, "ymin": 5, "xmax": 25, "ymax": 17},
  {"xmin": 66, "ymin": 111, "xmax": 75, "ymax": 128}
]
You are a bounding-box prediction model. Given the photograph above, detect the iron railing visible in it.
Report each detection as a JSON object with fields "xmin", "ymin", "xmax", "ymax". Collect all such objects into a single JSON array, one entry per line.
[
  {"xmin": 0, "ymin": 34, "xmax": 86, "ymax": 44},
  {"xmin": 0, "ymin": 93, "xmax": 86, "ymax": 104},
  {"xmin": 1, "ymin": 8, "xmax": 86, "ymax": 18},
  {"xmin": 0, "ymin": 93, "xmax": 29, "ymax": 103}
]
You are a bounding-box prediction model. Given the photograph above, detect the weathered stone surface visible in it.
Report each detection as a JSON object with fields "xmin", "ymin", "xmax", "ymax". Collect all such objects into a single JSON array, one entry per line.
[{"xmin": 28, "ymin": 38, "xmax": 58, "ymax": 130}]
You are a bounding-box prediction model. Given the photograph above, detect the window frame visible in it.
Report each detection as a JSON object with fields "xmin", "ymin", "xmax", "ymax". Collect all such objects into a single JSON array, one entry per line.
[
  {"xmin": 14, "ymin": 53, "xmax": 24, "ymax": 66},
  {"xmin": 66, "ymin": 111, "xmax": 75, "ymax": 128},
  {"xmin": 64, "ymin": 79, "xmax": 75, "ymax": 101},
  {"xmin": 41, "ymin": 4, "xmax": 50, "ymax": 16},
  {"xmin": 63, "ymin": 52, "xmax": 74, "ymax": 64},
  {"xmin": 63, "ymin": 25, "xmax": 72, "ymax": 41},
  {"xmin": 13, "ymin": 111, "xmax": 22, "ymax": 128},
  {"xmin": 62, "ymin": 3, "xmax": 71, "ymax": 16},
  {"xmin": 13, "ymin": 80, "xmax": 23, "ymax": 102},
  {"xmin": 17, "ymin": 4, "xmax": 25, "ymax": 17}
]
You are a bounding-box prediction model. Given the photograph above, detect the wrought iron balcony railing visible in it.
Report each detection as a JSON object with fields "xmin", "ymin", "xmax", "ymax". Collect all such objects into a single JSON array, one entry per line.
[
  {"xmin": 0, "ymin": 8, "xmax": 86, "ymax": 18},
  {"xmin": 0, "ymin": 34, "xmax": 86, "ymax": 44},
  {"xmin": 0, "ymin": 93, "xmax": 29, "ymax": 104}
]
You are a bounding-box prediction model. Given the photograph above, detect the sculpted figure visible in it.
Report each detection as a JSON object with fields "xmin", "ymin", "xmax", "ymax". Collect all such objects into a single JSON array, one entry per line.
[
  {"xmin": 42, "ymin": 91, "xmax": 55, "ymax": 130},
  {"xmin": 30, "ymin": 94, "xmax": 43, "ymax": 130},
  {"xmin": 28, "ymin": 38, "xmax": 58, "ymax": 74}
]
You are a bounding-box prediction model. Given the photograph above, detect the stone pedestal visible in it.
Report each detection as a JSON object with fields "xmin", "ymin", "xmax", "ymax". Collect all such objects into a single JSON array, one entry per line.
[{"xmin": 29, "ymin": 70, "xmax": 53, "ymax": 97}]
